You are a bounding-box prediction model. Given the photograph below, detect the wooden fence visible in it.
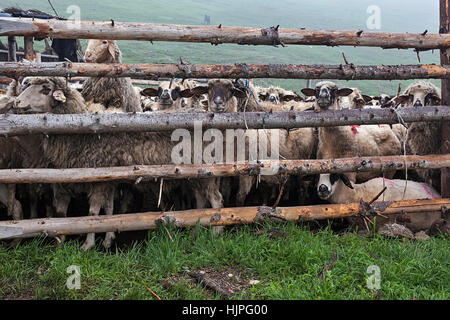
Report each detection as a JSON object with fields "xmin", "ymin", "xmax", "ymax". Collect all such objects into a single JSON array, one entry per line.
[{"xmin": 0, "ymin": 1, "xmax": 449, "ymax": 238}]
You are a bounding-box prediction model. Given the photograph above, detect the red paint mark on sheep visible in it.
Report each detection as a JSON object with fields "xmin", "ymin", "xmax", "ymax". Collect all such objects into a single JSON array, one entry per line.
[
  {"xmin": 349, "ymin": 125, "xmax": 360, "ymax": 134},
  {"xmin": 421, "ymin": 183, "xmax": 441, "ymax": 199}
]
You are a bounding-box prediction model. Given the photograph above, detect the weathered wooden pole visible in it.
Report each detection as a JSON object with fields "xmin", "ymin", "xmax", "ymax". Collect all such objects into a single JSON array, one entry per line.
[
  {"xmin": 7, "ymin": 36, "xmax": 16, "ymax": 62},
  {"xmin": 0, "ymin": 154, "xmax": 448, "ymax": 184},
  {"xmin": 1, "ymin": 18, "xmax": 450, "ymax": 50},
  {"xmin": 441, "ymin": 0, "xmax": 450, "ymax": 198},
  {"xmin": 23, "ymin": 36, "xmax": 34, "ymax": 61},
  {"xmin": 0, "ymin": 198, "xmax": 447, "ymax": 240},
  {"xmin": 0, "ymin": 107, "xmax": 449, "ymax": 136},
  {"xmin": 0, "ymin": 62, "xmax": 449, "ymax": 80}
]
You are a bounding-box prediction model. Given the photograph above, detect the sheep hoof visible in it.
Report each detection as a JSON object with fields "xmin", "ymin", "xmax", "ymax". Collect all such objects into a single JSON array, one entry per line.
[
  {"xmin": 102, "ymin": 232, "xmax": 116, "ymax": 249},
  {"xmin": 212, "ymin": 226, "xmax": 224, "ymax": 236},
  {"xmin": 81, "ymin": 235, "xmax": 96, "ymax": 251},
  {"xmin": 54, "ymin": 235, "xmax": 66, "ymax": 246}
]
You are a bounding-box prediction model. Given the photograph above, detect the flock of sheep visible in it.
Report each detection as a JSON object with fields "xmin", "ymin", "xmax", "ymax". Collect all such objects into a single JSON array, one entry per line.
[{"xmin": 0, "ymin": 39, "xmax": 446, "ymax": 250}]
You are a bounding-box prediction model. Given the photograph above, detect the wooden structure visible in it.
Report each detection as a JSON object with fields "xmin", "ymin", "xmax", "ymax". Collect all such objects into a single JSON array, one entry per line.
[{"xmin": 0, "ymin": 1, "xmax": 448, "ymax": 238}]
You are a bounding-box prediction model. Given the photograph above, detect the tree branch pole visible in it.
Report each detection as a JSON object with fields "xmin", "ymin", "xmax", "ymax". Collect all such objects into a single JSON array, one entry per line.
[
  {"xmin": 440, "ymin": 0, "xmax": 450, "ymax": 198},
  {"xmin": 0, "ymin": 198, "xmax": 447, "ymax": 240},
  {"xmin": 0, "ymin": 107, "xmax": 449, "ymax": 136},
  {"xmin": 1, "ymin": 17, "xmax": 450, "ymax": 49},
  {"xmin": 0, "ymin": 62, "xmax": 449, "ymax": 80},
  {"xmin": 0, "ymin": 154, "xmax": 448, "ymax": 184},
  {"xmin": 7, "ymin": 36, "xmax": 16, "ymax": 62}
]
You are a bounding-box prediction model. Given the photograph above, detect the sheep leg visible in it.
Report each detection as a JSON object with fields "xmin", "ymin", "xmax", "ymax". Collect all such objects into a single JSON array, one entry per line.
[
  {"xmin": 206, "ymin": 178, "xmax": 225, "ymax": 236},
  {"xmin": 80, "ymin": 200, "xmax": 102, "ymax": 251},
  {"xmin": 52, "ymin": 188, "xmax": 71, "ymax": 245},
  {"xmin": 0, "ymin": 184, "xmax": 23, "ymax": 221},
  {"xmin": 102, "ymin": 190, "xmax": 116, "ymax": 249},
  {"xmin": 236, "ymin": 176, "xmax": 255, "ymax": 207}
]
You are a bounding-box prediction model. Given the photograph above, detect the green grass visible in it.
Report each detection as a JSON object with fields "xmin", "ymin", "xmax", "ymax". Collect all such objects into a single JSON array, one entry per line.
[
  {"xmin": 1, "ymin": 221, "xmax": 448, "ymax": 300},
  {"xmin": 0, "ymin": 0, "xmax": 442, "ymax": 94}
]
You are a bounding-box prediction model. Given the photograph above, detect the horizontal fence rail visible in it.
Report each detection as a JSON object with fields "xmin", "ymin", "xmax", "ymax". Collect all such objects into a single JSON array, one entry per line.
[
  {"xmin": 1, "ymin": 18, "xmax": 449, "ymax": 49},
  {"xmin": 0, "ymin": 199, "xmax": 447, "ymax": 239},
  {"xmin": 0, "ymin": 107, "xmax": 448, "ymax": 136},
  {"xmin": 0, "ymin": 154, "xmax": 448, "ymax": 184},
  {"xmin": 0, "ymin": 62, "xmax": 449, "ymax": 80}
]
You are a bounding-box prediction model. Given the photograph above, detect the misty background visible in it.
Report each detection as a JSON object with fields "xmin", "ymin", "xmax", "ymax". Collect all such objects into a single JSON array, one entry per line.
[{"xmin": 0, "ymin": 0, "xmax": 442, "ymax": 94}]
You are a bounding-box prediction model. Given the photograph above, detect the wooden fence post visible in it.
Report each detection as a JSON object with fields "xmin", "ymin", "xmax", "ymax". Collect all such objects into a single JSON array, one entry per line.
[
  {"xmin": 440, "ymin": 0, "xmax": 450, "ymax": 197},
  {"xmin": 24, "ymin": 36, "xmax": 34, "ymax": 61},
  {"xmin": 7, "ymin": 36, "xmax": 16, "ymax": 62}
]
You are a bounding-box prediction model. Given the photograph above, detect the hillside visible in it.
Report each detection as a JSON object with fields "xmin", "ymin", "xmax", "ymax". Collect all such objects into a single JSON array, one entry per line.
[{"xmin": 0, "ymin": 0, "xmax": 442, "ymax": 94}]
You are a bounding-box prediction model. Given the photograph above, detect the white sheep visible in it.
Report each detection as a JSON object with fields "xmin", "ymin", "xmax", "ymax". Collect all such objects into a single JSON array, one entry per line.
[
  {"xmin": 302, "ymin": 81, "xmax": 402, "ymax": 183},
  {"xmin": 317, "ymin": 173, "xmax": 442, "ymax": 231},
  {"xmin": 82, "ymin": 40, "xmax": 142, "ymax": 113}
]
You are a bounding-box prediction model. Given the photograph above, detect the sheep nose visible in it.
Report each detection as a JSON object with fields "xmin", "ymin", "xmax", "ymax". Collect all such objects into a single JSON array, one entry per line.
[
  {"xmin": 318, "ymin": 184, "xmax": 329, "ymax": 193},
  {"xmin": 161, "ymin": 91, "xmax": 170, "ymax": 99},
  {"xmin": 269, "ymin": 96, "xmax": 276, "ymax": 102},
  {"xmin": 214, "ymin": 97, "xmax": 223, "ymax": 106},
  {"xmin": 414, "ymin": 100, "xmax": 423, "ymax": 107}
]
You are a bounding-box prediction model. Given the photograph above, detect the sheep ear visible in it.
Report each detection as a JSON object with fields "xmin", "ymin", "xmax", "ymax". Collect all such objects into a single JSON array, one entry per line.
[
  {"xmin": 339, "ymin": 174, "xmax": 354, "ymax": 189},
  {"xmin": 362, "ymin": 95, "xmax": 373, "ymax": 103},
  {"xmin": 108, "ymin": 41, "xmax": 117, "ymax": 63},
  {"xmin": 337, "ymin": 88, "xmax": 353, "ymax": 97},
  {"xmin": 293, "ymin": 93, "xmax": 303, "ymax": 102},
  {"xmin": 179, "ymin": 89, "xmax": 194, "ymax": 98},
  {"xmin": 395, "ymin": 95, "xmax": 410, "ymax": 105},
  {"xmin": 301, "ymin": 88, "xmax": 316, "ymax": 97},
  {"xmin": 52, "ymin": 90, "xmax": 66, "ymax": 103},
  {"xmin": 190, "ymin": 86, "xmax": 208, "ymax": 96},
  {"xmin": 142, "ymin": 88, "xmax": 159, "ymax": 97},
  {"xmin": 372, "ymin": 96, "xmax": 381, "ymax": 101},
  {"xmin": 232, "ymin": 88, "xmax": 247, "ymax": 98}
]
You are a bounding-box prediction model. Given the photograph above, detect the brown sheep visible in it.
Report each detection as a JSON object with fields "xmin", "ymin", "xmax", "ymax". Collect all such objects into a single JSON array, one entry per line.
[
  {"xmin": 82, "ymin": 40, "xmax": 142, "ymax": 113},
  {"xmin": 14, "ymin": 77, "xmax": 225, "ymax": 249},
  {"xmin": 397, "ymin": 81, "xmax": 442, "ymax": 191}
]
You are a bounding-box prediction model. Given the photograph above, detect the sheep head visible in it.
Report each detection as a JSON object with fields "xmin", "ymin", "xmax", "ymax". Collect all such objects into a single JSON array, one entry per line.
[
  {"xmin": 301, "ymin": 81, "xmax": 353, "ymax": 110},
  {"xmin": 401, "ymin": 81, "xmax": 441, "ymax": 107},
  {"xmin": 84, "ymin": 40, "xmax": 122, "ymax": 63},
  {"xmin": 141, "ymin": 80, "xmax": 192, "ymax": 110},
  {"xmin": 317, "ymin": 173, "xmax": 353, "ymax": 200},
  {"xmin": 14, "ymin": 77, "xmax": 86, "ymax": 114},
  {"xmin": 188, "ymin": 79, "xmax": 246, "ymax": 113},
  {"xmin": 258, "ymin": 87, "xmax": 302, "ymax": 104}
]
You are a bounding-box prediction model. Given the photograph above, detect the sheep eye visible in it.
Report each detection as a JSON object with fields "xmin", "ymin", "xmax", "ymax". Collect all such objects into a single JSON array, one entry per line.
[
  {"xmin": 40, "ymin": 87, "xmax": 51, "ymax": 95},
  {"xmin": 102, "ymin": 40, "xmax": 108, "ymax": 44}
]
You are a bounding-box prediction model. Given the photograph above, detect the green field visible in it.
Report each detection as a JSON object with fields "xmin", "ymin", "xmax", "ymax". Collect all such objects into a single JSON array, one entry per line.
[
  {"xmin": 0, "ymin": 0, "xmax": 442, "ymax": 94},
  {"xmin": 1, "ymin": 222, "xmax": 449, "ymax": 300}
]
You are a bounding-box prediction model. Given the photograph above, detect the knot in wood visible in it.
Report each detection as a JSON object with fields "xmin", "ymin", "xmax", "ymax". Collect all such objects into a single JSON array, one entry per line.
[{"xmin": 261, "ymin": 26, "xmax": 282, "ymax": 47}]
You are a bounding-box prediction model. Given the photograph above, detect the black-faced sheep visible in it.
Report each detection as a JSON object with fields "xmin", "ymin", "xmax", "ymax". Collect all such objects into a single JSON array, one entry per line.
[
  {"xmin": 81, "ymin": 40, "xmax": 142, "ymax": 113},
  {"xmin": 141, "ymin": 79, "xmax": 193, "ymax": 111},
  {"xmin": 317, "ymin": 173, "xmax": 442, "ymax": 231},
  {"xmin": 189, "ymin": 79, "xmax": 317, "ymax": 206}
]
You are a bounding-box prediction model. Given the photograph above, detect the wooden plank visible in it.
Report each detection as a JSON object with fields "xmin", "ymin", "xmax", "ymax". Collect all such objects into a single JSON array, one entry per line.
[
  {"xmin": 0, "ymin": 61, "xmax": 449, "ymax": 80},
  {"xmin": 1, "ymin": 17, "xmax": 450, "ymax": 49},
  {"xmin": 0, "ymin": 199, "xmax": 447, "ymax": 239},
  {"xmin": 0, "ymin": 154, "xmax": 448, "ymax": 184},
  {"xmin": 0, "ymin": 107, "xmax": 449, "ymax": 136}
]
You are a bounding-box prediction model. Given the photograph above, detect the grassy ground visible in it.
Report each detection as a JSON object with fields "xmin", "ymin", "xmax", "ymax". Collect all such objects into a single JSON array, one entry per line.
[{"xmin": 0, "ymin": 221, "xmax": 448, "ymax": 300}]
